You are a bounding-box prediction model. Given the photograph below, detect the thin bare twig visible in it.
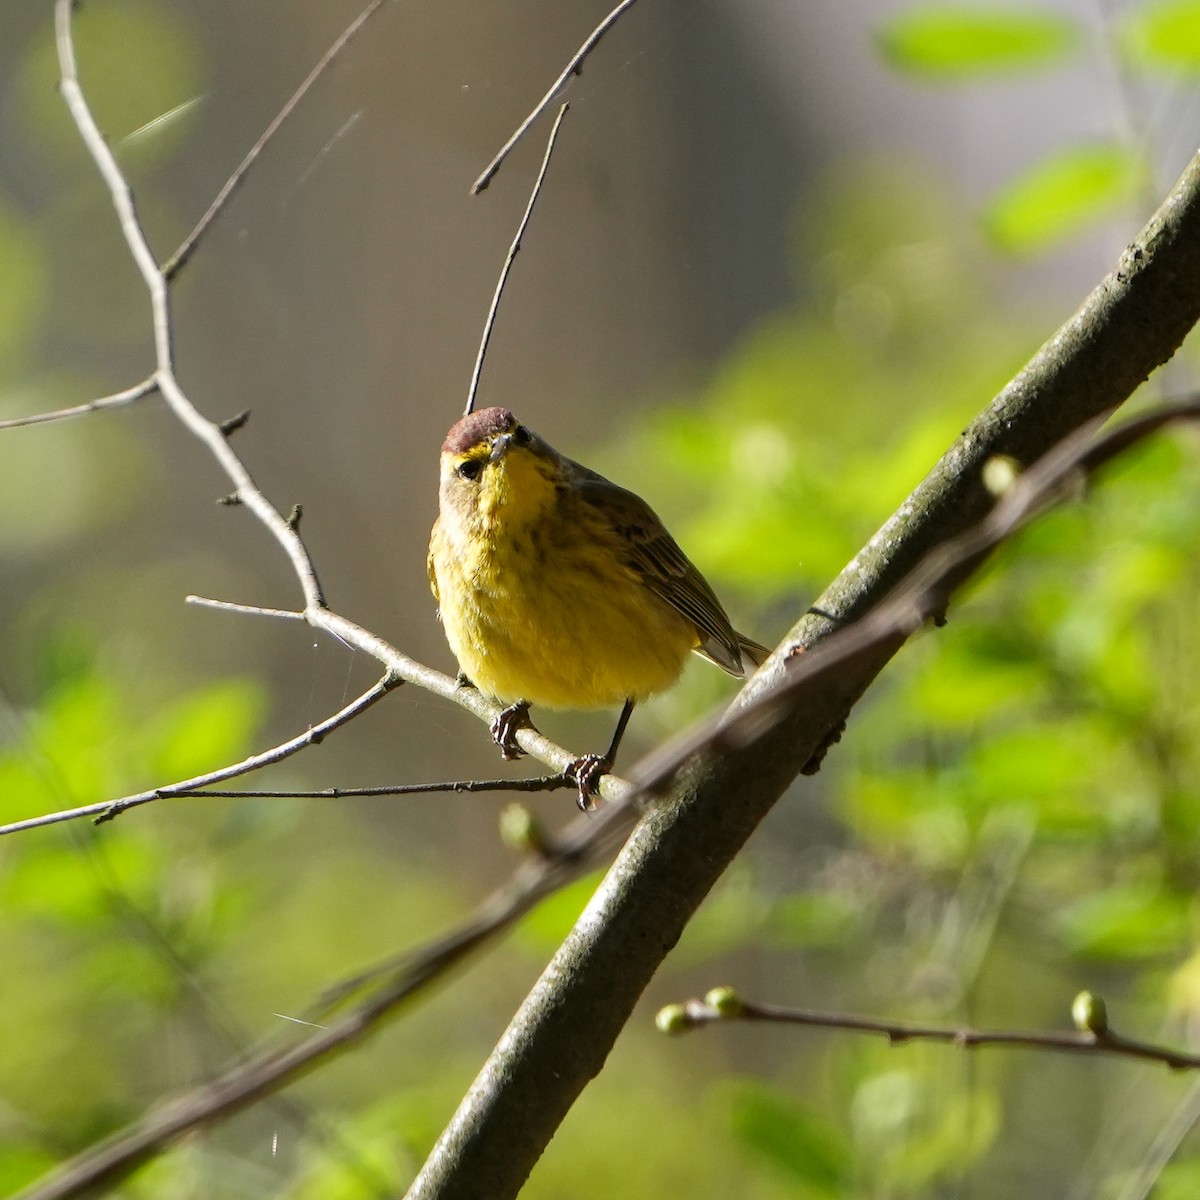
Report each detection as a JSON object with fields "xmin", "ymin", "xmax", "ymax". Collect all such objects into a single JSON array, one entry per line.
[
  {"xmin": 164, "ymin": 0, "xmax": 390, "ymax": 278},
  {"xmin": 465, "ymin": 103, "xmax": 570, "ymax": 416},
  {"xmin": 310, "ymin": 608, "xmax": 606, "ymax": 781},
  {"xmin": 663, "ymin": 991, "xmax": 1200, "ymax": 1072},
  {"xmin": 0, "ymin": 376, "xmax": 158, "ymax": 431},
  {"xmin": 6, "ymin": 597, "xmax": 618, "ymax": 834},
  {"xmin": 49, "ymin": 0, "xmax": 613, "ymax": 829},
  {"xmin": 44, "ymin": 0, "xmax": 608, "ymax": 834},
  {"xmin": 472, "ymin": 0, "xmax": 646, "ymax": 194},
  {"xmin": 79, "ymin": 840, "xmax": 388, "ymax": 1192},
  {"xmin": 175, "ymin": 775, "xmax": 570, "ymax": 799},
  {"xmin": 0, "ymin": 674, "xmax": 399, "ymax": 836},
  {"xmin": 185, "ymin": 594, "xmax": 306, "ymax": 620},
  {"xmin": 56, "ymin": 0, "xmax": 328, "ymax": 609}
]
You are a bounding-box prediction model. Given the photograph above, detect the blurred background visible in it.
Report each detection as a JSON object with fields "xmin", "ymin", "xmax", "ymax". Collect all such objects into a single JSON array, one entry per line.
[{"xmin": 2, "ymin": 0, "xmax": 1200, "ymax": 1195}]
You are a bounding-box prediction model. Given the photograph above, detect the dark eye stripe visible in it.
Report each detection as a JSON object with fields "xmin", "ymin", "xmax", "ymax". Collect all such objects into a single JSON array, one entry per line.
[{"xmin": 513, "ymin": 424, "xmax": 532, "ymax": 445}]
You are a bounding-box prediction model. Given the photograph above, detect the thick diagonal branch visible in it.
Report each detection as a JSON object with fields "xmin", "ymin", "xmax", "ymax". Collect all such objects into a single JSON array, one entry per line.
[{"xmin": 406, "ymin": 151, "xmax": 1200, "ymax": 1200}]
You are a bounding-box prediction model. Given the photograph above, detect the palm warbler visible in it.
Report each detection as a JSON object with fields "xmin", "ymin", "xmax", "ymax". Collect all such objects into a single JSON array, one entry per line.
[{"xmin": 428, "ymin": 406, "xmax": 767, "ymax": 807}]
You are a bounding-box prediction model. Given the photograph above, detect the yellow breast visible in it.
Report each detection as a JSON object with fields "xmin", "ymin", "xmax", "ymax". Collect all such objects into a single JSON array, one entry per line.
[{"xmin": 430, "ymin": 498, "xmax": 698, "ymax": 710}]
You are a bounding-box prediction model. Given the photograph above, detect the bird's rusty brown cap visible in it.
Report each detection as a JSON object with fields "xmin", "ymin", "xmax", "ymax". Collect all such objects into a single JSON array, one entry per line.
[{"xmin": 442, "ymin": 406, "xmax": 517, "ymax": 455}]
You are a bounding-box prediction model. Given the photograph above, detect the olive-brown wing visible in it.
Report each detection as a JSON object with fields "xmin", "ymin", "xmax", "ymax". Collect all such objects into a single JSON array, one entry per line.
[{"xmin": 569, "ymin": 463, "xmax": 746, "ymax": 676}]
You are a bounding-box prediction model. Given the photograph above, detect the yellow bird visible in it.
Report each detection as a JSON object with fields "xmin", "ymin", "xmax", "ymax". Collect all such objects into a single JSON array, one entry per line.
[{"xmin": 428, "ymin": 406, "xmax": 767, "ymax": 807}]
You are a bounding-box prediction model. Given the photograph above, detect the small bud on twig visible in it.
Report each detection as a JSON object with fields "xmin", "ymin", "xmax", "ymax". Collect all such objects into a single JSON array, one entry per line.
[
  {"xmin": 219, "ymin": 409, "xmax": 251, "ymax": 436},
  {"xmin": 1072, "ymin": 991, "xmax": 1109, "ymax": 1036},
  {"xmin": 704, "ymin": 986, "xmax": 744, "ymax": 1019},
  {"xmin": 655, "ymin": 1004, "xmax": 690, "ymax": 1036},
  {"xmin": 499, "ymin": 803, "xmax": 546, "ymax": 857}
]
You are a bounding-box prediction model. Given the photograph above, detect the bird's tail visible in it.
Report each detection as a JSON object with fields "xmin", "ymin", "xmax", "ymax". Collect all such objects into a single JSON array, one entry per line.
[{"xmin": 737, "ymin": 633, "xmax": 772, "ymax": 671}]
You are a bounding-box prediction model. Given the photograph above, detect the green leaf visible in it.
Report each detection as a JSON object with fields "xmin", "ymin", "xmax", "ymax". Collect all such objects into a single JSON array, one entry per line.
[
  {"xmin": 515, "ymin": 870, "xmax": 604, "ymax": 951},
  {"xmin": 767, "ymin": 890, "xmax": 865, "ymax": 949},
  {"xmin": 728, "ymin": 1079, "xmax": 847, "ymax": 1193},
  {"xmin": 1153, "ymin": 1158, "xmax": 1200, "ymax": 1200},
  {"xmin": 1121, "ymin": 0, "xmax": 1200, "ymax": 73},
  {"xmin": 878, "ymin": 7, "xmax": 1078, "ymax": 77},
  {"xmin": 0, "ymin": 1146, "xmax": 56, "ymax": 1196},
  {"xmin": 145, "ymin": 678, "xmax": 264, "ymax": 781},
  {"xmin": 2, "ymin": 834, "xmax": 156, "ymax": 927},
  {"xmin": 984, "ymin": 144, "xmax": 1144, "ymax": 255},
  {"xmin": 851, "ymin": 1072, "xmax": 1001, "ymax": 1186},
  {"xmin": 1057, "ymin": 884, "xmax": 1190, "ymax": 960}
]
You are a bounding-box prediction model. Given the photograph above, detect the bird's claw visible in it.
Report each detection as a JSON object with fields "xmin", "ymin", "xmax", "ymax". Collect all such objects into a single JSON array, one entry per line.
[
  {"xmin": 565, "ymin": 753, "xmax": 611, "ymax": 812},
  {"xmin": 491, "ymin": 699, "xmax": 533, "ymax": 760}
]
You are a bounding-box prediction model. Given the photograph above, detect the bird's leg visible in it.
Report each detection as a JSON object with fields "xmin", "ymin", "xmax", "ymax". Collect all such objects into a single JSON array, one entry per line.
[
  {"xmin": 491, "ymin": 699, "xmax": 535, "ymax": 760},
  {"xmin": 567, "ymin": 699, "xmax": 635, "ymax": 812}
]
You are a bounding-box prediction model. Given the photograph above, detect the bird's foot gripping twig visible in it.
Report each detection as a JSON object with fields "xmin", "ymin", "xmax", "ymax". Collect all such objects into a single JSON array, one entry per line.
[
  {"xmin": 491, "ymin": 699, "xmax": 535, "ymax": 760},
  {"xmin": 564, "ymin": 754, "xmax": 610, "ymax": 812}
]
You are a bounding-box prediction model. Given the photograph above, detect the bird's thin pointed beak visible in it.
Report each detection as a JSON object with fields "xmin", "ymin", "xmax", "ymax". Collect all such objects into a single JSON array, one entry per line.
[{"xmin": 489, "ymin": 433, "xmax": 512, "ymax": 463}]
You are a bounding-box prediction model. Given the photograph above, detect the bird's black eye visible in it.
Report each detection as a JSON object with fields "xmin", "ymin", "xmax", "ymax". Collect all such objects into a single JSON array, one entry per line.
[
  {"xmin": 513, "ymin": 424, "xmax": 532, "ymax": 446},
  {"xmin": 457, "ymin": 458, "xmax": 483, "ymax": 481}
]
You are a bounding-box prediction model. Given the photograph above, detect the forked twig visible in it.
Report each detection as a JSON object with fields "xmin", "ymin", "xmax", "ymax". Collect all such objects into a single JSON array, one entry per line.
[
  {"xmin": 38, "ymin": 0, "xmax": 606, "ymax": 842},
  {"xmin": 472, "ymin": 0, "xmax": 646, "ymax": 194},
  {"xmin": 56, "ymin": 0, "xmax": 327, "ymax": 606},
  {"xmin": 466, "ymin": 103, "xmax": 570, "ymax": 416},
  {"xmin": 6, "ymin": 2, "xmax": 391, "ymax": 419}
]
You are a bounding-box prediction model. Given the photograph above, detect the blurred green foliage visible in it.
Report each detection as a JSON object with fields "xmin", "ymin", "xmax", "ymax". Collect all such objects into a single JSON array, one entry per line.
[
  {"xmin": 1121, "ymin": 0, "xmax": 1200, "ymax": 72},
  {"xmin": 877, "ymin": 6, "xmax": 1079, "ymax": 77},
  {"xmin": 983, "ymin": 143, "xmax": 1148, "ymax": 255},
  {"xmin": 4, "ymin": 2, "xmax": 1200, "ymax": 1199},
  {"xmin": 605, "ymin": 131, "xmax": 1200, "ymax": 1200},
  {"xmin": 0, "ymin": 197, "xmax": 48, "ymax": 369},
  {"xmin": 881, "ymin": 0, "xmax": 1200, "ymax": 259}
]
